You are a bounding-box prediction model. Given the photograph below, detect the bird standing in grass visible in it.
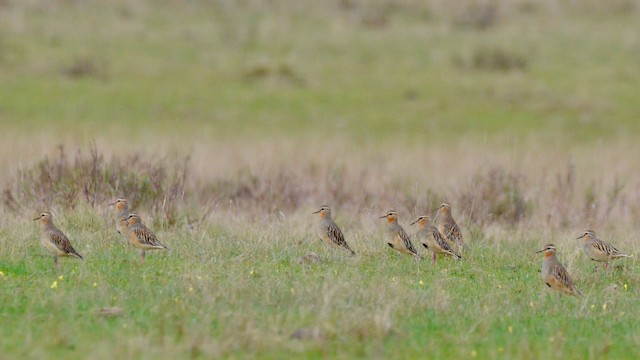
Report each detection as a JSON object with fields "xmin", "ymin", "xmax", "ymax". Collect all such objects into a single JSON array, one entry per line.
[
  {"xmin": 380, "ymin": 210, "xmax": 422, "ymax": 259},
  {"xmin": 108, "ymin": 198, "xmax": 130, "ymax": 236},
  {"xmin": 411, "ymin": 215, "xmax": 460, "ymax": 265},
  {"xmin": 312, "ymin": 205, "xmax": 355, "ymax": 255},
  {"xmin": 577, "ymin": 230, "xmax": 631, "ymax": 268},
  {"xmin": 125, "ymin": 213, "xmax": 168, "ymax": 264},
  {"xmin": 436, "ymin": 203, "xmax": 464, "ymax": 252},
  {"xmin": 34, "ymin": 212, "xmax": 83, "ymax": 271},
  {"xmin": 536, "ymin": 244, "xmax": 582, "ymax": 297}
]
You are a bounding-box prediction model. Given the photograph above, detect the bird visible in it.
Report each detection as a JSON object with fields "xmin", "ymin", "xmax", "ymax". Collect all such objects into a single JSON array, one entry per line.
[
  {"xmin": 108, "ymin": 198, "xmax": 130, "ymax": 236},
  {"xmin": 380, "ymin": 210, "xmax": 422, "ymax": 259},
  {"xmin": 125, "ymin": 213, "xmax": 168, "ymax": 264},
  {"xmin": 536, "ymin": 244, "xmax": 582, "ymax": 297},
  {"xmin": 577, "ymin": 230, "xmax": 631, "ymax": 268},
  {"xmin": 411, "ymin": 215, "xmax": 461, "ymax": 265},
  {"xmin": 312, "ymin": 205, "xmax": 355, "ymax": 255},
  {"xmin": 34, "ymin": 212, "xmax": 83, "ymax": 271},
  {"xmin": 435, "ymin": 202, "xmax": 464, "ymax": 251}
]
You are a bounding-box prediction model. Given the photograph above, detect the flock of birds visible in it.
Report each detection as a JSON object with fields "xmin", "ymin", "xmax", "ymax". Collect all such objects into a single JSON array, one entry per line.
[
  {"xmin": 34, "ymin": 198, "xmax": 167, "ymax": 269},
  {"xmin": 34, "ymin": 199, "xmax": 632, "ymax": 297},
  {"xmin": 313, "ymin": 203, "xmax": 632, "ymax": 297}
]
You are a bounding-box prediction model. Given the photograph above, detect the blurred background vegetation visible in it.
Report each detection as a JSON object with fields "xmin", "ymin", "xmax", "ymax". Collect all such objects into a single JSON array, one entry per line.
[
  {"xmin": 1, "ymin": 0, "xmax": 639, "ymax": 143},
  {"xmin": 1, "ymin": 0, "xmax": 640, "ymax": 229}
]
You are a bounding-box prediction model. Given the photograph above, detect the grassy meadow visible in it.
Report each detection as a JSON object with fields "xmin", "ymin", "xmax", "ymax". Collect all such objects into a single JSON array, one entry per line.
[{"xmin": 2, "ymin": 0, "xmax": 640, "ymax": 358}]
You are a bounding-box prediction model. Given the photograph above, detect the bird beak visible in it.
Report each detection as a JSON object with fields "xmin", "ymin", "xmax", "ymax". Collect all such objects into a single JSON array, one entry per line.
[
  {"xmin": 312, "ymin": 209, "xmax": 321, "ymax": 214},
  {"xmin": 535, "ymin": 249, "xmax": 545, "ymax": 253},
  {"xmin": 379, "ymin": 215, "xmax": 387, "ymax": 219},
  {"xmin": 409, "ymin": 219, "xmax": 419, "ymax": 225},
  {"xmin": 108, "ymin": 202, "xmax": 116, "ymax": 207},
  {"xmin": 576, "ymin": 234, "xmax": 585, "ymax": 239},
  {"xmin": 33, "ymin": 217, "xmax": 40, "ymax": 221}
]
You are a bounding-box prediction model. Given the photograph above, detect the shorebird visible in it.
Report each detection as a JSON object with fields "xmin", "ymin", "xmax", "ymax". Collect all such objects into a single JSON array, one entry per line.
[
  {"xmin": 34, "ymin": 212, "xmax": 83, "ymax": 270},
  {"xmin": 435, "ymin": 203, "xmax": 464, "ymax": 251},
  {"xmin": 312, "ymin": 205, "xmax": 355, "ymax": 255},
  {"xmin": 411, "ymin": 215, "xmax": 461, "ymax": 265},
  {"xmin": 536, "ymin": 244, "xmax": 582, "ymax": 297},
  {"xmin": 108, "ymin": 198, "xmax": 130, "ymax": 236},
  {"xmin": 380, "ymin": 210, "xmax": 422, "ymax": 259},
  {"xmin": 125, "ymin": 213, "xmax": 168, "ymax": 264},
  {"xmin": 577, "ymin": 230, "xmax": 631, "ymax": 268}
]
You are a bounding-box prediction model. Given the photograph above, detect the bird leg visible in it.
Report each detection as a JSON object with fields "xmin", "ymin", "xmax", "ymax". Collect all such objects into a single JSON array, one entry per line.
[
  {"xmin": 431, "ymin": 252, "xmax": 436, "ymax": 266},
  {"xmin": 141, "ymin": 250, "xmax": 146, "ymax": 264},
  {"xmin": 54, "ymin": 256, "xmax": 58, "ymax": 272}
]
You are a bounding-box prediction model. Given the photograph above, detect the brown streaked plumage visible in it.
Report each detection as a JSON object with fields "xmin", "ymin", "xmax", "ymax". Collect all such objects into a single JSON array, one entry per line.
[
  {"xmin": 313, "ymin": 206, "xmax": 355, "ymax": 255},
  {"xmin": 436, "ymin": 203, "xmax": 464, "ymax": 251},
  {"xmin": 577, "ymin": 230, "xmax": 631, "ymax": 268},
  {"xmin": 411, "ymin": 215, "xmax": 461, "ymax": 265},
  {"xmin": 34, "ymin": 212, "xmax": 82, "ymax": 270},
  {"xmin": 536, "ymin": 244, "xmax": 582, "ymax": 297},
  {"xmin": 125, "ymin": 213, "xmax": 168, "ymax": 264},
  {"xmin": 380, "ymin": 210, "xmax": 422, "ymax": 260},
  {"xmin": 108, "ymin": 198, "xmax": 130, "ymax": 236}
]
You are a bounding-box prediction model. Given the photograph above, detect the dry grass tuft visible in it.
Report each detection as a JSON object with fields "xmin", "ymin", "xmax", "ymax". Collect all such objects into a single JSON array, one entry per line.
[
  {"xmin": 2, "ymin": 144, "xmax": 188, "ymax": 226},
  {"xmin": 454, "ymin": 46, "xmax": 528, "ymax": 72},
  {"xmin": 63, "ymin": 56, "xmax": 108, "ymax": 79},
  {"xmin": 459, "ymin": 166, "xmax": 530, "ymax": 226}
]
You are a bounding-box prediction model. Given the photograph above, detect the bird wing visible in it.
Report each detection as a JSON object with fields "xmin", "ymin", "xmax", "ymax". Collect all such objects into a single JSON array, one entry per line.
[
  {"xmin": 431, "ymin": 226, "xmax": 460, "ymax": 258},
  {"xmin": 49, "ymin": 230, "xmax": 82, "ymax": 259},
  {"xmin": 592, "ymin": 239, "xmax": 621, "ymax": 257},
  {"xmin": 133, "ymin": 226, "xmax": 166, "ymax": 249},
  {"xmin": 398, "ymin": 227, "xmax": 419, "ymax": 256},
  {"xmin": 443, "ymin": 222, "xmax": 464, "ymax": 245},
  {"xmin": 326, "ymin": 222, "xmax": 355, "ymax": 254},
  {"xmin": 550, "ymin": 263, "xmax": 581, "ymax": 296}
]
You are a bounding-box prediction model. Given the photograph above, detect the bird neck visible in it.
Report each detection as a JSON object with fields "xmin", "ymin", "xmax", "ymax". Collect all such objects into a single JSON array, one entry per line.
[{"xmin": 41, "ymin": 221, "xmax": 55, "ymax": 230}]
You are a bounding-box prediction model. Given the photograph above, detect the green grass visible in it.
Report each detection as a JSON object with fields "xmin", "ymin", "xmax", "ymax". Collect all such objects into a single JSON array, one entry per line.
[
  {"xmin": 1, "ymin": 212, "xmax": 639, "ymax": 359},
  {"xmin": 2, "ymin": 1, "xmax": 640, "ymax": 358},
  {"xmin": 2, "ymin": 1, "xmax": 640, "ymax": 143}
]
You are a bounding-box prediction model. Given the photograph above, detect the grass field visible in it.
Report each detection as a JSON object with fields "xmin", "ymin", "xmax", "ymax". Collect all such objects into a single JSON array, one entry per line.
[{"xmin": 2, "ymin": 0, "xmax": 640, "ymax": 359}]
